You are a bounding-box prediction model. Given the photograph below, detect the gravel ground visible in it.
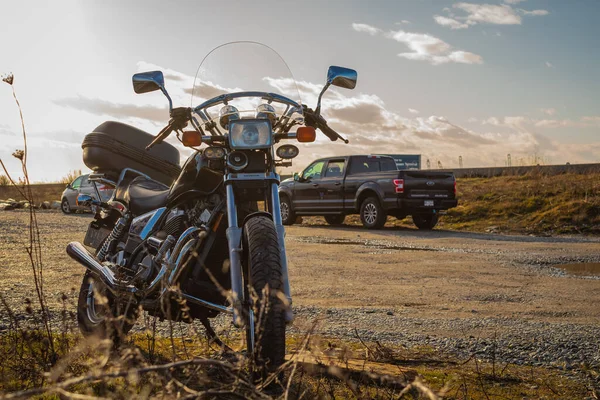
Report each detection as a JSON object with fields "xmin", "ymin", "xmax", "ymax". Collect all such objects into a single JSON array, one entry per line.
[{"xmin": 1, "ymin": 209, "xmax": 600, "ymax": 378}]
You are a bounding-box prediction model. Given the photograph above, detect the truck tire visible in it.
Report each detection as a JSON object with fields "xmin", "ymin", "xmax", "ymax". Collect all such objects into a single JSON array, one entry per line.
[
  {"xmin": 324, "ymin": 215, "xmax": 345, "ymax": 225},
  {"xmin": 412, "ymin": 214, "xmax": 439, "ymax": 230},
  {"xmin": 279, "ymin": 196, "xmax": 295, "ymax": 226},
  {"xmin": 243, "ymin": 215, "xmax": 286, "ymax": 376},
  {"xmin": 360, "ymin": 197, "xmax": 387, "ymax": 229}
]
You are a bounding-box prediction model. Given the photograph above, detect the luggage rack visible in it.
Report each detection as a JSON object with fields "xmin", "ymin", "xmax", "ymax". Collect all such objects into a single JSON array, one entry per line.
[{"xmin": 88, "ymin": 168, "xmax": 154, "ymax": 201}]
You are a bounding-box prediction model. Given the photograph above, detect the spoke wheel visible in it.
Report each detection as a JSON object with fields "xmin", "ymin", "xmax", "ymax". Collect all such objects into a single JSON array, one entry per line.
[
  {"xmin": 359, "ymin": 196, "xmax": 387, "ymax": 229},
  {"xmin": 61, "ymin": 199, "xmax": 71, "ymax": 214},
  {"xmin": 279, "ymin": 196, "xmax": 295, "ymax": 226}
]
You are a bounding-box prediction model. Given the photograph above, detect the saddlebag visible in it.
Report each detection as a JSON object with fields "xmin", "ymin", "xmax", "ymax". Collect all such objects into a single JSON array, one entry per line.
[{"xmin": 82, "ymin": 121, "xmax": 180, "ymax": 185}]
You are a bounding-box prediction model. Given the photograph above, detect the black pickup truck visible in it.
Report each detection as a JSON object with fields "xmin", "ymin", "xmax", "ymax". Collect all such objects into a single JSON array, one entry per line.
[{"xmin": 279, "ymin": 155, "xmax": 457, "ymax": 229}]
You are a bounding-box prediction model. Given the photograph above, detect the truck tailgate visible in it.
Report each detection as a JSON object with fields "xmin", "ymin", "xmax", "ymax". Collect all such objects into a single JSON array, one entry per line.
[{"xmin": 401, "ymin": 171, "xmax": 455, "ymax": 199}]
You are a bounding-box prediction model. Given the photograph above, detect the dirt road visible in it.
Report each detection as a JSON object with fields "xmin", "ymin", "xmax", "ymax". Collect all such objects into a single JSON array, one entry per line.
[{"xmin": 1, "ymin": 210, "xmax": 599, "ymax": 369}]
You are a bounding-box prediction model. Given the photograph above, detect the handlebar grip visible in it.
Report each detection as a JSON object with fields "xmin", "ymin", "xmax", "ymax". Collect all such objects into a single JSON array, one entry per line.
[
  {"xmin": 146, "ymin": 124, "xmax": 173, "ymax": 151},
  {"xmin": 319, "ymin": 122, "xmax": 340, "ymax": 142}
]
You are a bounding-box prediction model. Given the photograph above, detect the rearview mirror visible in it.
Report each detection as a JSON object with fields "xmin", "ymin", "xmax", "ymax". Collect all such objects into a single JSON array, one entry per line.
[
  {"xmin": 327, "ymin": 66, "xmax": 357, "ymax": 89},
  {"xmin": 293, "ymin": 172, "xmax": 299, "ymax": 182},
  {"xmin": 132, "ymin": 71, "xmax": 165, "ymax": 94},
  {"xmin": 132, "ymin": 70, "xmax": 173, "ymax": 112},
  {"xmin": 315, "ymin": 66, "xmax": 358, "ymax": 115}
]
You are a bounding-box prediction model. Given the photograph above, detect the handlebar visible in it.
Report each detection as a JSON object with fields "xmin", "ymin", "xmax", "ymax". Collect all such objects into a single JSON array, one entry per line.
[
  {"xmin": 302, "ymin": 106, "xmax": 349, "ymax": 143},
  {"xmin": 145, "ymin": 107, "xmax": 191, "ymax": 151},
  {"xmin": 147, "ymin": 105, "xmax": 349, "ymax": 150}
]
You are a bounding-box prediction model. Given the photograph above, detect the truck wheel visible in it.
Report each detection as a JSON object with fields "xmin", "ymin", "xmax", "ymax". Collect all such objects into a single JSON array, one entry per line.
[
  {"xmin": 324, "ymin": 215, "xmax": 345, "ymax": 225},
  {"xmin": 243, "ymin": 216, "xmax": 286, "ymax": 376},
  {"xmin": 360, "ymin": 197, "xmax": 387, "ymax": 229},
  {"xmin": 412, "ymin": 214, "xmax": 439, "ymax": 230},
  {"xmin": 279, "ymin": 196, "xmax": 295, "ymax": 226}
]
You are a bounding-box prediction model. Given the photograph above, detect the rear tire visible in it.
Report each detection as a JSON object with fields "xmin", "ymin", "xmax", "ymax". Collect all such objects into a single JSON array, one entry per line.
[
  {"xmin": 243, "ymin": 216, "xmax": 286, "ymax": 376},
  {"xmin": 279, "ymin": 196, "xmax": 295, "ymax": 226},
  {"xmin": 360, "ymin": 197, "xmax": 387, "ymax": 229},
  {"xmin": 412, "ymin": 213, "xmax": 439, "ymax": 230},
  {"xmin": 77, "ymin": 271, "xmax": 138, "ymax": 340},
  {"xmin": 324, "ymin": 215, "xmax": 345, "ymax": 225}
]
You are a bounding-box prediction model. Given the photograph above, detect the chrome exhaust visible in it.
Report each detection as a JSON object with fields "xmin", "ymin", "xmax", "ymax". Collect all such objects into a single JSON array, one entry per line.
[{"xmin": 66, "ymin": 242, "xmax": 137, "ymax": 294}]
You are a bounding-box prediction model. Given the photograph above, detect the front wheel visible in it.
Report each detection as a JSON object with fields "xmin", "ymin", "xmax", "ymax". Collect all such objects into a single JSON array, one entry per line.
[
  {"xmin": 412, "ymin": 213, "xmax": 439, "ymax": 230},
  {"xmin": 243, "ymin": 216, "xmax": 286, "ymax": 375},
  {"xmin": 61, "ymin": 198, "xmax": 71, "ymax": 214}
]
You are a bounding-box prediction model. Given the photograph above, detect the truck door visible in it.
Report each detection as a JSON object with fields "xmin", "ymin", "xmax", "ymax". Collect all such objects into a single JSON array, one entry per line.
[
  {"xmin": 319, "ymin": 159, "xmax": 346, "ymax": 211},
  {"xmin": 293, "ymin": 160, "xmax": 325, "ymax": 212}
]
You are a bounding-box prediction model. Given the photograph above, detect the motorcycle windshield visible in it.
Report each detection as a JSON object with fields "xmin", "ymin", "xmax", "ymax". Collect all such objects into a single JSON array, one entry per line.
[{"xmin": 191, "ymin": 41, "xmax": 304, "ymax": 133}]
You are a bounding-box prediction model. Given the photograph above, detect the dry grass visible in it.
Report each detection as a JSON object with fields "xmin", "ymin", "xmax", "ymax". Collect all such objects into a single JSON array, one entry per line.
[
  {"xmin": 443, "ymin": 171, "xmax": 600, "ymax": 235},
  {"xmin": 58, "ymin": 170, "xmax": 82, "ymax": 185}
]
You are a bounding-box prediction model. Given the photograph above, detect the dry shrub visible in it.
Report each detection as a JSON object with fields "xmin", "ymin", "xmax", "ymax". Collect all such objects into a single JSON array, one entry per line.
[{"xmin": 59, "ymin": 169, "xmax": 82, "ymax": 185}]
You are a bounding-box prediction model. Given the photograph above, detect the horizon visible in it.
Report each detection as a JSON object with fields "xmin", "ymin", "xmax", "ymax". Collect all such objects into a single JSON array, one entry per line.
[{"xmin": 1, "ymin": 0, "xmax": 599, "ymax": 182}]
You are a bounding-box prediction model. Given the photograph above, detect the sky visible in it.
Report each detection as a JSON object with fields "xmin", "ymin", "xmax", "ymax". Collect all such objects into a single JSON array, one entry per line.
[{"xmin": 1, "ymin": 0, "xmax": 599, "ymax": 182}]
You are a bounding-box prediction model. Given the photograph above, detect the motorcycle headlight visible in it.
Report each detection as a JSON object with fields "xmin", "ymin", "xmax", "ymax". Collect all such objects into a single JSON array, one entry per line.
[{"xmin": 229, "ymin": 120, "xmax": 273, "ymax": 150}]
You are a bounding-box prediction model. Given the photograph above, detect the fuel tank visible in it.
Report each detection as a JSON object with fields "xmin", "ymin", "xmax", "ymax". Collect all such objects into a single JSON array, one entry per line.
[{"xmin": 167, "ymin": 151, "xmax": 224, "ymax": 204}]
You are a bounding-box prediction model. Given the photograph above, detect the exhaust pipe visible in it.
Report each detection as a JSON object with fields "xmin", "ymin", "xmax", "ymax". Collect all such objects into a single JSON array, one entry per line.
[{"xmin": 66, "ymin": 242, "xmax": 137, "ymax": 294}]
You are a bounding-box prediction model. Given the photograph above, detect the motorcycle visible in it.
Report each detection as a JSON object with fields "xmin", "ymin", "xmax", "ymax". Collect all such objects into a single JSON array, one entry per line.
[{"xmin": 67, "ymin": 41, "xmax": 357, "ymax": 372}]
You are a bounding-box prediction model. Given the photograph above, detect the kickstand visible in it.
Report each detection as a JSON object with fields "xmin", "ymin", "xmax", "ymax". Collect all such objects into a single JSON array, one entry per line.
[{"xmin": 200, "ymin": 317, "xmax": 233, "ymax": 353}]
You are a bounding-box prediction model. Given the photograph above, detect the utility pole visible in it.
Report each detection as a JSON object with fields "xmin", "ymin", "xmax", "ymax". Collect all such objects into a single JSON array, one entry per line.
[
  {"xmin": 426, "ymin": 159, "xmax": 431, "ymax": 169},
  {"xmin": 458, "ymin": 155, "xmax": 463, "ymax": 168}
]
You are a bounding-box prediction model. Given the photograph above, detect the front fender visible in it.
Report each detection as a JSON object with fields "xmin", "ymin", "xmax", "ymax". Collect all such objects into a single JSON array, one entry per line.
[{"xmin": 242, "ymin": 211, "xmax": 273, "ymax": 227}]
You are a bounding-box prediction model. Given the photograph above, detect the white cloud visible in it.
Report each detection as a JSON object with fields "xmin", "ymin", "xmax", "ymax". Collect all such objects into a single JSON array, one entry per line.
[
  {"xmin": 518, "ymin": 9, "xmax": 549, "ymax": 16},
  {"xmin": 395, "ymin": 20, "xmax": 411, "ymax": 25},
  {"xmin": 454, "ymin": 3, "xmax": 522, "ymax": 25},
  {"xmin": 435, "ymin": 2, "xmax": 549, "ymax": 30},
  {"xmin": 408, "ymin": 108, "xmax": 420, "ymax": 114},
  {"xmin": 386, "ymin": 30, "xmax": 483, "ymax": 65},
  {"xmin": 504, "ymin": 0, "xmax": 526, "ymax": 4},
  {"xmin": 352, "ymin": 23, "xmax": 381, "ymax": 36},
  {"xmin": 433, "ymin": 15, "xmax": 469, "ymax": 29},
  {"xmin": 545, "ymin": 61, "xmax": 554, "ymax": 68},
  {"xmin": 540, "ymin": 108, "xmax": 556, "ymax": 116}
]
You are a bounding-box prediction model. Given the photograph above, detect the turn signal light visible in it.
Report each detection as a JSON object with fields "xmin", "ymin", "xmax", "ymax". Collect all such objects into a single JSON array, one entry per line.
[
  {"xmin": 181, "ymin": 131, "xmax": 203, "ymax": 147},
  {"xmin": 296, "ymin": 126, "xmax": 316, "ymax": 143}
]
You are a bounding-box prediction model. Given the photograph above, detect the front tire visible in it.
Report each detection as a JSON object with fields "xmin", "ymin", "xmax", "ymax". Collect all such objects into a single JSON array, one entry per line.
[
  {"xmin": 243, "ymin": 216, "xmax": 286, "ymax": 375},
  {"xmin": 412, "ymin": 213, "xmax": 439, "ymax": 230},
  {"xmin": 324, "ymin": 215, "xmax": 345, "ymax": 225},
  {"xmin": 61, "ymin": 198, "xmax": 71, "ymax": 214},
  {"xmin": 279, "ymin": 196, "xmax": 295, "ymax": 226},
  {"xmin": 360, "ymin": 196, "xmax": 387, "ymax": 229}
]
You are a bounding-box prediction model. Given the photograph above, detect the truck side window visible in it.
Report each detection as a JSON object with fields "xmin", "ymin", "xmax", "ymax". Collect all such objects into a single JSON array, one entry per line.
[
  {"xmin": 381, "ymin": 158, "xmax": 398, "ymax": 171},
  {"xmin": 325, "ymin": 160, "xmax": 345, "ymax": 178},
  {"xmin": 302, "ymin": 161, "xmax": 325, "ymax": 180},
  {"xmin": 349, "ymin": 158, "xmax": 380, "ymax": 175}
]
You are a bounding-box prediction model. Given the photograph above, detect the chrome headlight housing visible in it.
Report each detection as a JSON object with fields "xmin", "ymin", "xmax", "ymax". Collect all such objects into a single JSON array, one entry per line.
[{"xmin": 229, "ymin": 120, "xmax": 273, "ymax": 150}]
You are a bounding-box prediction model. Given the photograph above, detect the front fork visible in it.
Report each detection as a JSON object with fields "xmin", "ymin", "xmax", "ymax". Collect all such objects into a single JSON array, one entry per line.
[{"xmin": 225, "ymin": 181, "xmax": 293, "ymax": 328}]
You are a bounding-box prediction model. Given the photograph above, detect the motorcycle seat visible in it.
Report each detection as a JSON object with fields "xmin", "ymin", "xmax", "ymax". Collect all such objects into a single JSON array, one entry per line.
[{"xmin": 125, "ymin": 176, "xmax": 170, "ymax": 215}]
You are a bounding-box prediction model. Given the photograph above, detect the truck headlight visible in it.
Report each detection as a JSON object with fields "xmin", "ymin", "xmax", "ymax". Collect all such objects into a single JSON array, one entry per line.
[{"xmin": 229, "ymin": 120, "xmax": 272, "ymax": 150}]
